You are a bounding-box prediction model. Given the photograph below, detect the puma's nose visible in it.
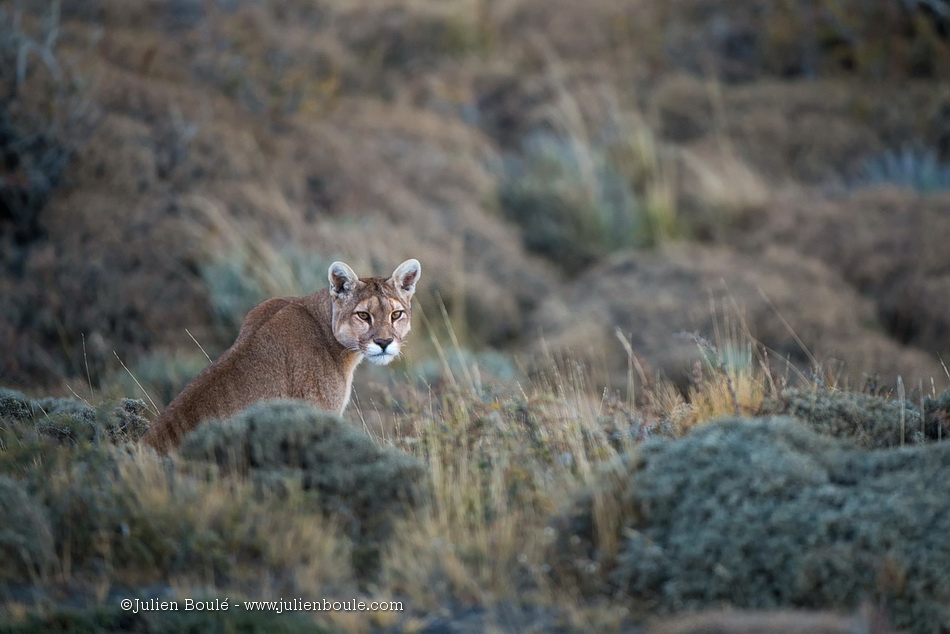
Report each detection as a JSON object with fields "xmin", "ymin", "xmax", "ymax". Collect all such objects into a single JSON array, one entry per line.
[{"xmin": 374, "ymin": 337, "xmax": 394, "ymax": 351}]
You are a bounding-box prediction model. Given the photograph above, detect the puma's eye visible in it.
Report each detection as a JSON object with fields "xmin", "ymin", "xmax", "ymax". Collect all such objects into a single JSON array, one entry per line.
[
  {"xmin": 391, "ymin": 310, "xmax": 404, "ymax": 322},
  {"xmin": 355, "ymin": 311, "xmax": 371, "ymax": 322}
]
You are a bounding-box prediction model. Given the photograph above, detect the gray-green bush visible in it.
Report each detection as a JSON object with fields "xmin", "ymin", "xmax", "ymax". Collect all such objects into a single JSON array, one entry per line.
[
  {"xmin": 758, "ymin": 388, "xmax": 942, "ymax": 449},
  {"xmin": 0, "ymin": 391, "xmax": 150, "ymax": 445},
  {"xmin": 179, "ymin": 400, "xmax": 427, "ymax": 574},
  {"xmin": 0, "ymin": 440, "xmax": 330, "ymax": 589},
  {"xmin": 499, "ymin": 131, "xmax": 677, "ymax": 274},
  {"xmin": 553, "ymin": 418, "xmax": 950, "ymax": 632},
  {"xmin": 0, "ymin": 387, "xmax": 31, "ymax": 420}
]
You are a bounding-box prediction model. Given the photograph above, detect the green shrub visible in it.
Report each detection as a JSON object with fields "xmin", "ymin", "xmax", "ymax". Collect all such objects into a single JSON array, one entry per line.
[
  {"xmin": 1, "ymin": 393, "xmax": 299, "ymax": 586},
  {"xmin": 0, "ymin": 475, "xmax": 54, "ymax": 582},
  {"xmin": 179, "ymin": 400, "xmax": 427, "ymax": 575},
  {"xmin": 758, "ymin": 388, "xmax": 935, "ymax": 449},
  {"xmin": 11, "ymin": 440, "xmax": 319, "ymax": 588},
  {"xmin": 499, "ymin": 130, "xmax": 679, "ymax": 274},
  {"xmin": 552, "ymin": 418, "xmax": 950, "ymax": 632},
  {"xmin": 410, "ymin": 347, "xmax": 520, "ymax": 388},
  {"xmin": 23, "ymin": 396, "xmax": 150, "ymax": 445},
  {"xmin": 106, "ymin": 398, "xmax": 151, "ymax": 443},
  {"xmin": 29, "ymin": 445, "xmax": 155, "ymax": 575},
  {"xmin": 0, "ymin": 387, "xmax": 32, "ymax": 421},
  {"xmin": 17, "ymin": 443, "xmax": 211, "ymax": 581},
  {"xmin": 31, "ymin": 396, "xmax": 98, "ymax": 443}
]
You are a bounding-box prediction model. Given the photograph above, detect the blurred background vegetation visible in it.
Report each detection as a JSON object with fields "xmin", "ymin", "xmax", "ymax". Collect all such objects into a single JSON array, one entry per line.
[{"xmin": 1, "ymin": 0, "xmax": 950, "ymax": 397}]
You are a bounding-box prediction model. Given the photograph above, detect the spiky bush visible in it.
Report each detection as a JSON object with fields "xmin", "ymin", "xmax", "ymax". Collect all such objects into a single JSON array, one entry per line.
[
  {"xmin": 107, "ymin": 398, "xmax": 151, "ymax": 443},
  {"xmin": 29, "ymin": 445, "xmax": 179, "ymax": 577},
  {"xmin": 758, "ymin": 388, "xmax": 938, "ymax": 449},
  {"xmin": 1, "ymin": 435, "xmax": 161, "ymax": 580},
  {"xmin": 180, "ymin": 400, "xmax": 426, "ymax": 526},
  {"xmin": 551, "ymin": 418, "xmax": 950, "ymax": 632}
]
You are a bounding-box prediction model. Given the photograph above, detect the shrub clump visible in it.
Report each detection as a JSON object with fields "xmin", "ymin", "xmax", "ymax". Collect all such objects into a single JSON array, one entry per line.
[
  {"xmin": 2, "ymin": 440, "xmax": 333, "ymax": 589},
  {"xmin": 0, "ymin": 389, "xmax": 150, "ymax": 445},
  {"xmin": 758, "ymin": 388, "xmax": 942, "ymax": 448},
  {"xmin": 15, "ymin": 442, "xmax": 229, "ymax": 582},
  {"xmin": 551, "ymin": 418, "xmax": 950, "ymax": 632},
  {"xmin": 1, "ymin": 392, "xmax": 356, "ymax": 592},
  {"xmin": 107, "ymin": 398, "xmax": 152, "ymax": 442},
  {"xmin": 31, "ymin": 397, "xmax": 97, "ymax": 443},
  {"xmin": 0, "ymin": 475, "xmax": 55, "ymax": 582},
  {"xmin": 179, "ymin": 400, "xmax": 427, "ymax": 572},
  {"xmin": 499, "ymin": 131, "xmax": 677, "ymax": 274},
  {"xmin": 24, "ymin": 446, "xmax": 155, "ymax": 577},
  {"xmin": 0, "ymin": 388, "xmax": 32, "ymax": 421},
  {"xmin": 923, "ymin": 389, "xmax": 950, "ymax": 441}
]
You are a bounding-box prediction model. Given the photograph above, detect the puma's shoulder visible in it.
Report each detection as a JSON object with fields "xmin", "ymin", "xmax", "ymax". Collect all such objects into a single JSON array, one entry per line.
[{"xmin": 234, "ymin": 294, "xmax": 320, "ymax": 344}]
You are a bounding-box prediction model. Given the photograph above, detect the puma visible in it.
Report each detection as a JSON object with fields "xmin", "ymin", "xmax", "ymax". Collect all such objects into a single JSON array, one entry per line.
[{"xmin": 142, "ymin": 259, "xmax": 420, "ymax": 453}]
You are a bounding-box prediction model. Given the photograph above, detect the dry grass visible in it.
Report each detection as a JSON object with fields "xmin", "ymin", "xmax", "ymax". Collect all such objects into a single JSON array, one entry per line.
[
  {"xmin": 365, "ymin": 342, "xmax": 660, "ymax": 631},
  {"xmin": 116, "ymin": 445, "xmax": 354, "ymax": 590}
]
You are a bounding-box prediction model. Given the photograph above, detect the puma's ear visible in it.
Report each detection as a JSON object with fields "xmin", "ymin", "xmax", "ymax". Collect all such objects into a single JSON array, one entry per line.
[
  {"xmin": 390, "ymin": 258, "xmax": 421, "ymax": 300},
  {"xmin": 328, "ymin": 261, "xmax": 359, "ymax": 299}
]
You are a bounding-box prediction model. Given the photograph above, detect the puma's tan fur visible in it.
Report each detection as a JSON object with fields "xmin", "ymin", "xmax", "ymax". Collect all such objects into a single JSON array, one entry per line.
[{"xmin": 142, "ymin": 259, "xmax": 420, "ymax": 453}]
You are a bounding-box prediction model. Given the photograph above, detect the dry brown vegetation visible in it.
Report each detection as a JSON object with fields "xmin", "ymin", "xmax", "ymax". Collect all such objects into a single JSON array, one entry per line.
[
  {"xmin": 1, "ymin": 0, "xmax": 950, "ymax": 391},
  {"xmin": 3, "ymin": 0, "xmax": 950, "ymax": 632}
]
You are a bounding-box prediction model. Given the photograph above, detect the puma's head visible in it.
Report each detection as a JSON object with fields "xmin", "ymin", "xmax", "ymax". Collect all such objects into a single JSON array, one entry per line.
[{"xmin": 328, "ymin": 259, "xmax": 420, "ymax": 365}]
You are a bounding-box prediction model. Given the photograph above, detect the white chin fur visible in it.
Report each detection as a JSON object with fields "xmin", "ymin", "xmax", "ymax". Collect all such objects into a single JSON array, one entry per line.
[
  {"xmin": 365, "ymin": 342, "xmax": 399, "ymax": 364},
  {"xmin": 367, "ymin": 353, "xmax": 396, "ymax": 366}
]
